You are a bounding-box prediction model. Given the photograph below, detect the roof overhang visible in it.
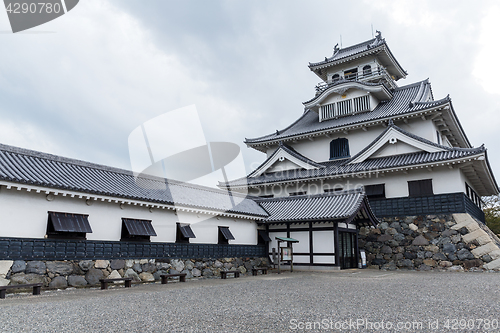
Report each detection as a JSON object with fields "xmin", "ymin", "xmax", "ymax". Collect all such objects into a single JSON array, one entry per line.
[
  {"xmin": 249, "ymin": 146, "xmax": 324, "ymax": 178},
  {"xmin": 348, "ymin": 126, "xmax": 447, "ymax": 165},
  {"xmin": 229, "ymin": 153, "xmax": 490, "ymax": 190},
  {"xmin": 459, "ymin": 152, "xmax": 499, "ymax": 196},
  {"xmin": 309, "ymin": 44, "xmax": 407, "ymax": 82},
  {"xmin": 246, "ymin": 103, "xmax": 460, "ymax": 151}
]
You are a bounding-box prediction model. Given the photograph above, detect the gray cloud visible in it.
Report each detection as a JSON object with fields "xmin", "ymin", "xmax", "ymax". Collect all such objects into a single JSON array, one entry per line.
[{"xmin": 0, "ymin": 0, "xmax": 499, "ymax": 185}]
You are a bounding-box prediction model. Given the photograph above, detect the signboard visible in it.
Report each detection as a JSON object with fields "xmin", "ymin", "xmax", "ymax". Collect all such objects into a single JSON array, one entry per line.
[
  {"xmin": 359, "ymin": 249, "xmax": 367, "ymax": 268},
  {"xmin": 281, "ymin": 247, "xmax": 292, "ymax": 261}
]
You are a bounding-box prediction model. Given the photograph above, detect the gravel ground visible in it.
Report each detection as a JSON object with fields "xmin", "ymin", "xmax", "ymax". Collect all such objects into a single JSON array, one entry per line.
[{"xmin": 0, "ymin": 270, "xmax": 499, "ymax": 332}]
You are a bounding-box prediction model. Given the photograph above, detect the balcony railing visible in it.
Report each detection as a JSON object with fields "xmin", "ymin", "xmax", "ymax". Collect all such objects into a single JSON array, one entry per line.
[{"xmin": 315, "ymin": 67, "xmax": 392, "ymax": 93}]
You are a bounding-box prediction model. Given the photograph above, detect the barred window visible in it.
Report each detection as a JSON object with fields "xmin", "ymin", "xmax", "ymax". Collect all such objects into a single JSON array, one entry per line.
[
  {"xmin": 363, "ymin": 65, "xmax": 372, "ymax": 76},
  {"xmin": 330, "ymin": 138, "xmax": 350, "ymax": 160},
  {"xmin": 408, "ymin": 179, "xmax": 433, "ymax": 197}
]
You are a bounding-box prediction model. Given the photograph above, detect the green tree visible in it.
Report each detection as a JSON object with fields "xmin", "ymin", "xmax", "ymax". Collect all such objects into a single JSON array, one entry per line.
[{"xmin": 483, "ymin": 195, "xmax": 500, "ymax": 235}]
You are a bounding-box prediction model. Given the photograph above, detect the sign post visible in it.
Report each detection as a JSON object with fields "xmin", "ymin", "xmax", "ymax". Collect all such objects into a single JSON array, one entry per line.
[{"xmin": 275, "ymin": 237, "xmax": 299, "ymax": 274}]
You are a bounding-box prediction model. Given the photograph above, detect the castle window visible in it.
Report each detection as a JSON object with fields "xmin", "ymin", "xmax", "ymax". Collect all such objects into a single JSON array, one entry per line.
[
  {"xmin": 258, "ymin": 230, "xmax": 271, "ymax": 245},
  {"xmin": 332, "ymin": 74, "xmax": 340, "ymax": 82},
  {"xmin": 46, "ymin": 212, "xmax": 92, "ymax": 240},
  {"xmin": 289, "ymin": 191, "xmax": 307, "ymax": 196},
  {"xmin": 121, "ymin": 218, "xmax": 157, "ymax": 242},
  {"xmin": 176, "ymin": 223, "xmax": 196, "ymax": 243},
  {"xmin": 353, "ymin": 95, "xmax": 370, "ymax": 112},
  {"xmin": 324, "ymin": 185, "xmax": 343, "ymax": 193},
  {"xmin": 218, "ymin": 226, "xmax": 235, "ymax": 245},
  {"xmin": 344, "ymin": 68, "xmax": 358, "ymax": 80},
  {"xmin": 363, "ymin": 65, "xmax": 372, "ymax": 76},
  {"xmin": 330, "ymin": 138, "xmax": 350, "ymax": 160},
  {"xmin": 408, "ymin": 179, "xmax": 433, "ymax": 197},
  {"xmin": 365, "ymin": 184, "xmax": 385, "ymax": 199},
  {"xmin": 436, "ymin": 131, "xmax": 441, "ymax": 145},
  {"xmin": 337, "ymin": 99, "xmax": 352, "ymax": 116}
]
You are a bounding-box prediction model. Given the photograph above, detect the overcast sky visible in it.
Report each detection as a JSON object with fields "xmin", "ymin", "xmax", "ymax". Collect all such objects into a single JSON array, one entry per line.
[{"xmin": 1, "ymin": 1, "xmax": 500, "ymax": 187}]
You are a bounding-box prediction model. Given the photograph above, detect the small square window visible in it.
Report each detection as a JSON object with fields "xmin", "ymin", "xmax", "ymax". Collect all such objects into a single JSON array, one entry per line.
[
  {"xmin": 121, "ymin": 218, "xmax": 157, "ymax": 242},
  {"xmin": 218, "ymin": 226, "xmax": 235, "ymax": 245},
  {"xmin": 408, "ymin": 179, "xmax": 433, "ymax": 197},
  {"xmin": 176, "ymin": 223, "xmax": 196, "ymax": 243},
  {"xmin": 46, "ymin": 211, "xmax": 92, "ymax": 240}
]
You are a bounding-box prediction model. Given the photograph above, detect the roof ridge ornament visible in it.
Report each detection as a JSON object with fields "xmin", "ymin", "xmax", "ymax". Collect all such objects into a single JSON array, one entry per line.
[
  {"xmin": 333, "ymin": 43, "xmax": 339, "ymax": 55},
  {"xmin": 388, "ymin": 119, "xmax": 394, "ymax": 126},
  {"xmin": 375, "ymin": 30, "xmax": 382, "ymax": 40}
]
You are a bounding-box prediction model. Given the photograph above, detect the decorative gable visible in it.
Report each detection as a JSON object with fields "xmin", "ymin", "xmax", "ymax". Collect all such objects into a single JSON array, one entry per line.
[
  {"xmin": 347, "ymin": 124, "xmax": 448, "ymax": 165},
  {"xmin": 249, "ymin": 143, "xmax": 324, "ymax": 178}
]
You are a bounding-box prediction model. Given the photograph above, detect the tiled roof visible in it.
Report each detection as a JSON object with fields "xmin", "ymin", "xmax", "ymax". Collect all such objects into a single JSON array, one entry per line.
[
  {"xmin": 245, "ymin": 79, "xmax": 450, "ymax": 144},
  {"xmin": 274, "ymin": 142, "xmax": 325, "ymax": 168},
  {"xmin": 0, "ymin": 143, "xmax": 268, "ymax": 217},
  {"xmin": 347, "ymin": 121, "xmax": 453, "ymax": 164},
  {"xmin": 309, "ymin": 38, "xmax": 384, "ymax": 68},
  {"xmin": 226, "ymin": 146, "xmax": 486, "ymax": 187},
  {"xmin": 303, "ymin": 80, "xmax": 392, "ymax": 105},
  {"xmin": 255, "ymin": 188, "xmax": 375, "ymax": 223}
]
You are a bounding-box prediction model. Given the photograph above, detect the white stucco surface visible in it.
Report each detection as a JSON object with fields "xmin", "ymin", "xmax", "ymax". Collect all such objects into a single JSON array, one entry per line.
[{"xmin": 0, "ymin": 187, "xmax": 258, "ymax": 245}]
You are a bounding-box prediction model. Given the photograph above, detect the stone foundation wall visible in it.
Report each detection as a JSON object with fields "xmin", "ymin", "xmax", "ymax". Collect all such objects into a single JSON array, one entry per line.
[
  {"xmin": 359, "ymin": 213, "xmax": 500, "ymax": 272},
  {"xmin": 0, "ymin": 257, "xmax": 269, "ymax": 288}
]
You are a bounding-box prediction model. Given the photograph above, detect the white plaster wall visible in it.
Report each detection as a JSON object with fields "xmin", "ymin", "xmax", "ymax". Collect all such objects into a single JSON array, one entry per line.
[
  {"xmin": 289, "ymin": 231, "xmax": 309, "ymax": 253},
  {"xmin": 268, "ymin": 231, "xmax": 287, "ymax": 253},
  {"xmin": 313, "ymin": 230, "xmax": 334, "ymax": 253},
  {"xmin": 249, "ymin": 165, "xmax": 467, "ymax": 199},
  {"xmin": 0, "ymin": 187, "xmax": 257, "ymax": 245},
  {"xmin": 294, "ymin": 255, "xmax": 311, "ymax": 264},
  {"xmin": 264, "ymin": 117, "xmax": 441, "ymax": 164},
  {"xmin": 397, "ymin": 118, "xmax": 439, "ymax": 143},
  {"xmin": 176, "ymin": 211, "xmax": 257, "ymax": 245},
  {"xmin": 284, "ymin": 127, "xmax": 384, "ymax": 163},
  {"xmin": 371, "ymin": 141, "xmax": 422, "ymax": 158},
  {"xmin": 266, "ymin": 159, "xmax": 301, "ymax": 173}
]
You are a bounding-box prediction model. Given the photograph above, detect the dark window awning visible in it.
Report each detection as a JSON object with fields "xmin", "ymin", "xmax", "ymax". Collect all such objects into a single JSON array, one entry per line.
[
  {"xmin": 179, "ymin": 224, "xmax": 196, "ymax": 238},
  {"xmin": 122, "ymin": 218, "xmax": 157, "ymax": 236},
  {"xmin": 258, "ymin": 230, "xmax": 271, "ymax": 242},
  {"xmin": 48, "ymin": 212, "xmax": 92, "ymax": 233},
  {"xmin": 219, "ymin": 226, "xmax": 235, "ymax": 240}
]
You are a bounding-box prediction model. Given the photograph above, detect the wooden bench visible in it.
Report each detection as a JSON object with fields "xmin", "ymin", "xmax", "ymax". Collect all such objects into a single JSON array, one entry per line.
[
  {"xmin": 0, "ymin": 283, "xmax": 43, "ymax": 299},
  {"xmin": 160, "ymin": 273, "xmax": 186, "ymax": 284},
  {"xmin": 99, "ymin": 277, "xmax": 132, "ymax": 290},
  {"xmin": 251, "ymin": 267, "xmax": 268, "ymax": 276},
  {"xmin": 220, "ymin": 270, "xmax": 240, "ymax": 279}
]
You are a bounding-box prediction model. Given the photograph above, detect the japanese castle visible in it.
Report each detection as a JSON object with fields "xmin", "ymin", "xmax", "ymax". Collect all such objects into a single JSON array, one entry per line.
[
  {"xmin": 224, "ymin": 31, "xmax": 499, "ymax": 269},
  {"xmin": 0, "ymin": 32, "xmax": 498, "ymax": 275}
]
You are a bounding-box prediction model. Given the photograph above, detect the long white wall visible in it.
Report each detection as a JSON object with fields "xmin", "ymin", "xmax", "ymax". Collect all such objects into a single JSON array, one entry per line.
[
  {"xmin": 249, "ymin": 165, "xmax": 467, "ymax": 199},
  {"xmin": 0, "ymin": 186, "xmax": 258, "ymax": 245}
]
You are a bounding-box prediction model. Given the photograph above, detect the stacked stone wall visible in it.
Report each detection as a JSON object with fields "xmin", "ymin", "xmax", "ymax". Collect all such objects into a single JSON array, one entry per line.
[
  {"xmin": 0, "ymin": 257, "xmax": 268, "ymax": 288},
  {"xmin": 359, "ymin": 214, "xmax": 500, "ymax": 272}
]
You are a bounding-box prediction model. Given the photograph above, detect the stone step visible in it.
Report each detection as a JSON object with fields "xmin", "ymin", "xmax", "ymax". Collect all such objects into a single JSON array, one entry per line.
[
  {"xmin": 484, "ymin": 258, "xmax": 500, "ymax": 270},
  {"xmin": 451, "ymin": 214, "xmax": 479, "ymax": 232},
  {"xmin": 471, "ymin": 242, "xmax": 500, "ymax": 258},
  {"xmin": 462, "ymin": 229, "xmax": 490, "ymax": 245}
]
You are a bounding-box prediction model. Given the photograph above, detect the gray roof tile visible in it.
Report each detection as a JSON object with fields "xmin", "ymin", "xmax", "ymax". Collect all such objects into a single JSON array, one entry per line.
[
  {"xmin": 226, "ymin": 145, "xmax": 486, "ymax": 187},
  {"xmin": 245, "ymin": 79, "xmax": 450, "ymax": 144},
  {"xmin": 0, "ymin": 143, "xmax": 268, "ymax": 217},
  {"xmin": 255, "ymin": 188, "xmax": 375, "ymax": 223}
]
